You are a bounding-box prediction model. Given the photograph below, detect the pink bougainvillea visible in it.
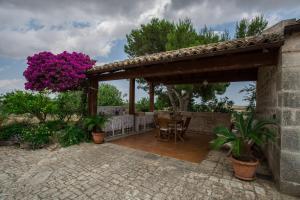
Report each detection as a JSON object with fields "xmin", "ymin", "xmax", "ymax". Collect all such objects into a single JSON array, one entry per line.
[{"xmin": 24, "ymin": 51, "xmax": 95, "ymax": 92}]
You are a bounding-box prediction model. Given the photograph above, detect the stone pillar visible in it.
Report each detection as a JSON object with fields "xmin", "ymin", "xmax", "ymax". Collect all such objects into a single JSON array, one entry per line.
[
  {"xmin": 257, "ymin": 20, "xmax": 300, "ymax": 196},
  {"xmin": 277, "ymin": 31, "xmax": 300, "ymax": 195}
]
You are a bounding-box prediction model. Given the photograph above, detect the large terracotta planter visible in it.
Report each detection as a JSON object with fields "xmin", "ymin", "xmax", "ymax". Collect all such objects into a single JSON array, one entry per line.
[
  {"xmin": 230, "ymin": 156, "xmax": 259, "ymax": 181},
  {"xmin": 92, "ymin": 132, "xmax": 105, "ymax": 144}
]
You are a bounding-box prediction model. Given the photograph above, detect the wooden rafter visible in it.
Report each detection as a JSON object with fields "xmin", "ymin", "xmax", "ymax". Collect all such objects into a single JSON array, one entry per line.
[{"xmin": 92, "ymin": 49, "xmax": 278, "ymax": 82}]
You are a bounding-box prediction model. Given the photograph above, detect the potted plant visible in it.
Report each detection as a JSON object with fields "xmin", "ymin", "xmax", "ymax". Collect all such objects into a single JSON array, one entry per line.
[
  {"xmin": 84, "ymin": 115, "xmax": 108, "ymax": 144},
  {"xmin": 210, "ymin": 112, "xmax": 276, "ymax": 180}
]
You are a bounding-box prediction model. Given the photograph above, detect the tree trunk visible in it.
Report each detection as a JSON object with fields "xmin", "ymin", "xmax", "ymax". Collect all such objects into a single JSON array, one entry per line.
[
  {"xmin": 179, "ymin": 93, "xmax": 191, "ymax": 111},
  {"xmin": 166, "ymin": 85, "xmax": 177, "ymax": 111},
  {"xmin": 166, "ymin": 85, "xmax": 192, "ymax": 112}
]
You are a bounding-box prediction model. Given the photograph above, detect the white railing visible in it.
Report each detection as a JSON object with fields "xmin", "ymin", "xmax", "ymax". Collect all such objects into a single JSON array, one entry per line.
[{"xmin": 104, "ymin": 114, "xmax": 154, "ymax": 138}]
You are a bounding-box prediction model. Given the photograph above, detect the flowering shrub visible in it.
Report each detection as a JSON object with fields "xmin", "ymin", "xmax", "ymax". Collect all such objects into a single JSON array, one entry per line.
[{"xmin": 24, "ymin": 51, "xmax": 95, "ymax": 92}]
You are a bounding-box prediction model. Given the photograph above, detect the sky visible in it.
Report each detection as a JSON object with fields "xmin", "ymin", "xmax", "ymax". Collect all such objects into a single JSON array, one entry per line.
[{"xmin": 0, "ymin": 0, "xmax": 299, "ymax": 105}]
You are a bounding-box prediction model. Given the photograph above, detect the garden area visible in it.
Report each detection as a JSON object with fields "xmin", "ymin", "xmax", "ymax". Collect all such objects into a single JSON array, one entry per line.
[
  {"xmin": 0, "ymin": 15, "xmax": 264, "ymax": 150},
  {"xmin": 0, "ymin": 15, "xmax": 278, "ymax": 184},
  {"xmin": 1, "ymin": 13, "xmax": 300, "ymax": 198}
]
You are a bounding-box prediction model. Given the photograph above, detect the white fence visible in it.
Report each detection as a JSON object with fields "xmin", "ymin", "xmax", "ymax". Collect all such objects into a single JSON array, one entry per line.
[{"xmin": 104, "ymin": 114, "xmax": 154, "ymax": 138}]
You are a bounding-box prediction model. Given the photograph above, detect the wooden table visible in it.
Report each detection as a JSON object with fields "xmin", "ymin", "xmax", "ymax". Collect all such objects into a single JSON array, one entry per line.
[{"xmin": 168, "ymin": 119, "xmax": 184, "ymax": 143}]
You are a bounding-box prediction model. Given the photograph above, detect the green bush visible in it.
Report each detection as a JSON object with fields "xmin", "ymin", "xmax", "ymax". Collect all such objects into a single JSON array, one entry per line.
[
  {"xmin": 58, "ymin": 124, "xmax": 88, "ymax": 147},
  {"xmin": 0, "ymin": 122, "xmax": 31, "ymax": 141},
  {"xmin": 1, "ymin": 91, "xmax": 55, "ymax": 122},
  {"xmin": 192, "ymin": 97, "xmax": 234, "ymax": 113},
  {"xmin": 211, "ymin": 112, "xmax": 276, "ymax": 159},
  {"xmin": 136, "ymin": 97, "xmax": 150, "ymax": 112},
  {"xmin": 45, "ymin": 120, "xmax": 68, "ymax": 132},
  {"xmin": 0, "ymin": 95, "xmax": 8, "ymax": 127},
  {"xmin": 98, "ymin": 83, "xmax": 124, "ymax": 106},
  {"xmin": 53, "ymin": 91, "xmax": 82, "ymax": 122},
  {"xmin": 21, "ymin": 124, "xmax": 51, "ymax": 149}
]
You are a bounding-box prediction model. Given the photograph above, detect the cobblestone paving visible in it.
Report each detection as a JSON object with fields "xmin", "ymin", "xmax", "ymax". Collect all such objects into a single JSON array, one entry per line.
[{"xmin": 0, "ymin": 143, "xmax": 298, "ymax": 200}]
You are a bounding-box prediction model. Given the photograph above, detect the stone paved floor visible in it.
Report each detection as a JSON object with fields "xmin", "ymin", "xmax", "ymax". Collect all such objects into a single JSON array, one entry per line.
[{"xmin": 0, "ymin": 143, "xmax": 298, "ymax": 200}]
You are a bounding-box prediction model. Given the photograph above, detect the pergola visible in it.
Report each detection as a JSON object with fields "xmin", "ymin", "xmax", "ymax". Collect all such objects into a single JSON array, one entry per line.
[
  {"xmin": 86, "ymin": 19, "xmax": 300, "ymax": 195},
  {"xmin": 86, "ymin": 33, "xmax": 283, "ymax": 115}
]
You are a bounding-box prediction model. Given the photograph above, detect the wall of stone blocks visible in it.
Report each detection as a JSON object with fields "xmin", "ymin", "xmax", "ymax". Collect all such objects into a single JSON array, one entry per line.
[
  {"xmin": 277, "ymin": 31, "xmax": 300, "ymax": 196},
  {"xmin": 257, "ymin": 31, "xmax": 300, "ymax": 196},
  {"xmin": 155, "ymin": 111, "xmax": 231, "ymax": 134},
  {"xmin": 256, "ymin": 64, "xmax": 281, "ymax": 183}
]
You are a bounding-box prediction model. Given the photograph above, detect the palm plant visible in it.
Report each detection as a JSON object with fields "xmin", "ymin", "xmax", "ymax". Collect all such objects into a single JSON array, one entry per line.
[
  {"xmin": 83, "ymin": 115, "xmax": 108, "ymax": 132},
  {"xmin": 211, "ymin": 112, "xmax": 277, "ymax": 160}
]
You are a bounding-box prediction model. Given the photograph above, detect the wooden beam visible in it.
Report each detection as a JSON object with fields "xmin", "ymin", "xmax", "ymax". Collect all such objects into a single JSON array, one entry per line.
[
  {"xmin": 149, "ymin": 82, "xmax": 154, "ymax": 112},
  {"xmin": 88, "ymin": 78, "xmax": 98, "ymax": 116},
  {"xmin": 146, "ymin": 68, "xmax": 258, "ymax": 84},
  {"xmin": 94, "ymin": 50, "xmax": 278, "ymax": 81},
  {"xmin": 129, "ymin": 78, "xmax": 135, "ymax": 115},
  {"xmin": 88, "ymin": 42, "xmax": 283, "ymax": 75}
]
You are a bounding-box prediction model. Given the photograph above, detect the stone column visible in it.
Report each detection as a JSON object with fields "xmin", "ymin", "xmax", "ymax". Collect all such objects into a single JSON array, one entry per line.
[{"xmin": 277, "ymin": 31, "xmax": 300, "ymax": 195}]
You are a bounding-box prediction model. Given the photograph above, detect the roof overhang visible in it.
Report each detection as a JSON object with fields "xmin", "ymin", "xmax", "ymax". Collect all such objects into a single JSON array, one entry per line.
[{"xmin": 87, "ymin": 33, "xmax": 284, "ymax": 84}]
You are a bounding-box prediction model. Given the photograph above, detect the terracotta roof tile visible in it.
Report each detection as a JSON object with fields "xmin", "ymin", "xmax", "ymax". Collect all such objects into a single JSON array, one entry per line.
[{"xmin": 89, "ymin": 33, "xmax": 284, "ymax": 74}]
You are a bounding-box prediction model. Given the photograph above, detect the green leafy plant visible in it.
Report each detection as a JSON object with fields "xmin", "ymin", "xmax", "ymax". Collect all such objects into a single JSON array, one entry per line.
[
  {"xmin": 83, "ymin": 115, "xmax": 108, "ymax": 132},
  {"xmin": 53, "ymin": 91, "xmax": 82, "ymax": 122},
  {"xmin": 58, "ymin": 124, "xmax": 88, "ymax": 147},
  {"xmin": 210, "ymin": 112, "xmax": 276, "ymax": 160},
  {"xmin": 98, "ymin": 83, "xmax": 124, "ymax": 106},
  {"xmin": 136, "ymin": 97, "xmax": 150, "ymax": 112},
  {"xmin": 0, "ymin": 122, "xmax": 31, "ymax": 141},
  {"xmin": 1, "ymin": 91, "xmax": 55, "ymax": 123},
  {"xmin": 191, "ymin": 97, "xmax": 234, "ymax": 113},
  {"xmin": 45, "ymin": 120, "xmax": 68, "ymax": 132},
  {"xmin": 239, "ymin": 83, "xmax": 256, "ymax": 112},
  {"xmin": 21, "ymin": 124, "xmax": 51, "ymax": 149},
  {"xmin": 0, "ymin": 95, "xmax": 7, "ymax": 127}
]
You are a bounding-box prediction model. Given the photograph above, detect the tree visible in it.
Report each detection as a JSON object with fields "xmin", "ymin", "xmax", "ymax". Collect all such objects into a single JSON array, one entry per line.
[
  {"xmin": 235, "ymin": 15, "xmax": 268, "ymax": 38},
  {"xmin": 98, "ymin": 83, "xmax": 124, "ymax": 106},
  {"xmin": 125, "ymin": 18, "xmax": 174, "ymax": 57},
  {"xmin": 125, "ymin": 18, "xmax": 230, "ymax": 111},
  {"xmin": 191, "ymin": 97, "xmax": 234, "ymax": 113},
  {"xmin": 54, "ymin": 91, "xmax": 83, "ymax": 121},
  {"xmin": 235, "ymin": 15, "xmax": 267, "ymax": 111},
  {"xmin": 23, "ymin": 51, "xmax": 96, "ymax": 117},
  {"xmin": 166, "ymin": 19, "xmax": 200, "ymax": 51},
  {"xmin": 136, "ymin": 97, "xmax": 150, "ymax": 112},
  {"xmin": 239, "ymin": 83, "xmax": 256, "ymax": 111},
  {"xmin": 1, "ymin": 91, "xmax": 55, "ymax": 123},
  {"xmin": 24, "ymin": 51, "xmax": 95, "ymax": 92}
]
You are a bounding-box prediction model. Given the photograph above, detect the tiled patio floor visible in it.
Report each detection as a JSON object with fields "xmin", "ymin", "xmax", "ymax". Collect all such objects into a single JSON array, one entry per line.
[
  {"xmin": 0, "ymin": 143, "xmax": 297, "ymax": 200},
  {"xmin": 111, "ymin": 130, "xmax": 213, "ymax": 163}
]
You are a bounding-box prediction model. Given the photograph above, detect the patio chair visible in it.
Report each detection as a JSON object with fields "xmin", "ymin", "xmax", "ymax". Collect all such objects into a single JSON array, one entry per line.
[
  {"xmin": 177, "ymin": 117, "xmax": 191, "ymax": 137},
  {"xmin": 157, "ymin": 118, "xmax": 171, "ymax": 141}
]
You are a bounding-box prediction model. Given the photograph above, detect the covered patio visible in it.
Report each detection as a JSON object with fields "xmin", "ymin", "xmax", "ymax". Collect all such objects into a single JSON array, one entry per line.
[
  {"xmin": 87, "ymin": 19, "xmax": 300, "ymax": 195},
  {"xmin": 111, "ymin": 130, "xmax": 213, "ymax": 163}
]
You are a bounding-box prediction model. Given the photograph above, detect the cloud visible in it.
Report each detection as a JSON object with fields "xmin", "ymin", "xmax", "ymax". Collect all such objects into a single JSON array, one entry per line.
[
  {"xmin": 0, "ymin": 0, "xmax": 299, "ymax": 59},
  {"xmin": 164, "ymin": 0, "xmax": 300, "ymax": 27},
  {"xmin": 0, "ymin": 0, "xmax": 170, "ymax": 59},
  {"xmin": 0, "ymin": 79, "xmax": 24, "ymax": 94}
]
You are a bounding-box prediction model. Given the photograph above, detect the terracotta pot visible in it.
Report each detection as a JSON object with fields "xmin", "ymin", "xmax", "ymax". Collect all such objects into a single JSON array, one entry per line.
[
  {"xmin": 92, "ymin": 132, "xmax": 104, "ymax": 144},
  {"xmin": 230, "ymin": 156, "xmax": 259, "ymax": 181}
]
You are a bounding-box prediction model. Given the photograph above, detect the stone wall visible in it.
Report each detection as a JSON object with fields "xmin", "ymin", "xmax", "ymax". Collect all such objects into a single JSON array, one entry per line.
[
  {"xmin": 277, "ymin": 31, "xmax": 300, "ymax": 195},
  {"xmin": 257, "ymin": 21, "xmax": 300, "ymax": 196},
  {"xmin": 156, "ymin": 111, "xmax": 231, "ymax": 134},
  {"xmin": 256, "ymin": 64, "xmax": 281, "ymax": 183}
]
